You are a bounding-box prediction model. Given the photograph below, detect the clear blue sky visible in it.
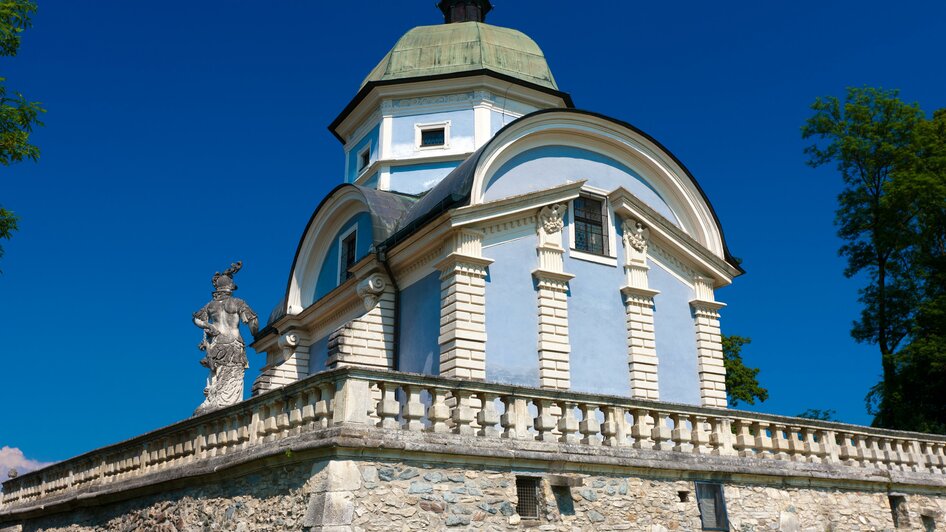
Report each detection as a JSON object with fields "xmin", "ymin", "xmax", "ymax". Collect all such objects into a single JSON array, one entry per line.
[{"xmin": 2, "ymin": 1, "xmax": 945, "ymax": 466}]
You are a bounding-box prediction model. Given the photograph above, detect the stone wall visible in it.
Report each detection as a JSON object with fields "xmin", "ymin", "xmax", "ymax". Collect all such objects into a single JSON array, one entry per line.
[{"xmin": 7, "ymin": 457, "xmax": 945, "ymax": 532}]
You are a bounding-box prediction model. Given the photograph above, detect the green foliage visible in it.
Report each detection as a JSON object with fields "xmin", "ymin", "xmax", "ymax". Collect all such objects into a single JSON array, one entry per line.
[
  {"xmin": 722, "ymin": 335, "xmax": 768, "ymax": 408},
  {"xmin": 796, "ymin": 409, "xmax": 836, "ymax": 421},
  {"xmin": 0, "ymin": 0, "xmax": 43, "ymax": 166},
  {"xmin": 803, "ymin": 88, "xmax": 946, "ymax": 433},
  {"xmin": 0, "ymin": 205, "xmax": 17, "ymax": 262}
]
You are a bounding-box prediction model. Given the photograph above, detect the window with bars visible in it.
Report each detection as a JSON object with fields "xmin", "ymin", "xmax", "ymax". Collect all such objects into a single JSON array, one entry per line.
[
  {"xmin": 515, "ymin": 476, "xmax": 541, "ymax": 519},
  {"xmin": 420, "ymin": 127, "xmax": 445, "ymax": 147},
  {"xmin": 573, "ymin": 196, "xmax": 609, "ymax": 256},
  {"xmin": 339, "ymin": 230, "xmax": 357, "ymax": 283},
  {"xmin": 695, "ymin": 482, "xmax": 729, "ymax": 531}
]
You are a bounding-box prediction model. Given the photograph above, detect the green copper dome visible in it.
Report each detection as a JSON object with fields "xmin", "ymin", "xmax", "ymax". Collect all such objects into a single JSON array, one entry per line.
[{"xmin": 362, "ymin": 22, "xmax": 558, "ymax": 90}]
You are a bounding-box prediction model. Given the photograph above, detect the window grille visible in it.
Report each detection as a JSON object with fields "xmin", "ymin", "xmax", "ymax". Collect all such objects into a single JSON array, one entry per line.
[
  {"xmin": 340, "ymin": 231, "xmax": 357, "ymax": 282},
  {"xmin": 695, "ymin": 481, "xmax": 729, "ymax": 530},
  {"xmin": 420, "ymin": 127, "xmax": 445, "ymax": 147},
  {"xmin": 515, "ymin": 476, "xmax": 540, "ymax": 519},
  {"xmin": 573, "ymin": 196, "xmax": 608, "ymax": 256}
]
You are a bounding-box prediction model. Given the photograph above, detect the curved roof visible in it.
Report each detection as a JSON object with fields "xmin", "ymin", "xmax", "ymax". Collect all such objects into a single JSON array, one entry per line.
[
  {"xmin": 362, "ymin": 22, "xmax": 558, "ymax": 90},
  {"xmin": 382, "ymin": 108, "xmax": 744, "ymax": 274}
]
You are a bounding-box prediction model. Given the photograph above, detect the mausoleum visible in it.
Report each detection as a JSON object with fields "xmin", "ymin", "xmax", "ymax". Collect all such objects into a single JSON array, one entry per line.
[{"xmin": 2, "ymin": 2, "xmax": 945, "ymax": 530}]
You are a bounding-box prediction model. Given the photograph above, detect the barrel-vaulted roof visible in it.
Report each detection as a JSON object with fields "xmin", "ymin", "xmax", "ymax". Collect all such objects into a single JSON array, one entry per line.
[{"xmin": 361, "ymin": 22, "xmax": 558, "ymax": 91}]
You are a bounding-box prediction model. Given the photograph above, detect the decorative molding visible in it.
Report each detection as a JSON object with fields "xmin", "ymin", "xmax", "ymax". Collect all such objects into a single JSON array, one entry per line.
[
  {"xmin": 538, "ymin": 204, "xmax": 565, "ymax": 235},
  {"xmin": 356, "ymin": 274, "xmax": 387, "ymax": 311},
  {"xmin": 623, "ymin": 218, "xmax": 647, "ymax": 253}
]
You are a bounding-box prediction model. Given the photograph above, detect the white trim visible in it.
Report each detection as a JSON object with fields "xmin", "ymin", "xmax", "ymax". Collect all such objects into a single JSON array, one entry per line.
[
  {"xmin": 337, "ymin": 225, "xmax": 358, "ymax": 285},
  {"xmin": 357, "ymin": 145, "xmax": 371, "ymax": 175},
  {"xmin": 569, "ymin": 249, "xmax": 617, "ymax": 267},
  {"xmin": 415, "ymin": 120, "xmax": 451, "ymax": 151}
]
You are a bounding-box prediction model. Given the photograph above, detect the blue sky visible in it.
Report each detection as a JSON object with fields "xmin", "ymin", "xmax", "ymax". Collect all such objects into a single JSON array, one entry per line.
[{"xmin": 1, "ymin": 1, "xmax": 945, "ymax": 468}]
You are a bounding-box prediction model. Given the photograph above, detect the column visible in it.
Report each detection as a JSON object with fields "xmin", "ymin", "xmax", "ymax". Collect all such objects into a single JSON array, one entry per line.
[
  {"xmin": 620, "ymin": 218, "xmax": 660, "ymax": 400},
  {"xmin": 435, "ymin": 229, "xmax": 493, "ymax": 380},
  {"xmin": 326, "ymin": 272, "xmax": 396, "ymax": 370},
  {"xmin": 532, "ymin": 204, "xmax": 574, "ymax": 389},
  {"xmin": 690, "ymin": 276, "xmax": 728, "ymax": 407}
]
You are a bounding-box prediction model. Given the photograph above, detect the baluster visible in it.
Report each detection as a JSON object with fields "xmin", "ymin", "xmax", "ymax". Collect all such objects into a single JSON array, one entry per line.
[
  {"xmin": 752, "ymin": 421, "xmax": 772, "ymax": 458},
  {"xmin": 710, "ymin": 417, "xmax": 736, "ymax": 456},
  {"xmin": 316, "ymin": 382, "xmax": 335, "ymax": 428},
  {"xmin": 885, "ymin": 439, "xmax": 903, "ymax": 471},
  {"xmin": 477, "ymin": 392, "xmax": 501, "ymax": 437},
  {"xmin": 427, "ymin": 387, "xmax": 451, "ymax": 433},
  {"xmin": 301, "ymin": 389, "xmax": 318, "ymax": 427},
  {"xmin": 859, "ymin": 436, "xmax": 878, "ymax": 468},
  {"xmin": 733, "ymin": 419, "xmax": 753, "ymax": 457},
  {"xmin": 801, "ymin": 428, "xmax": 820, "ymax": 463},
  {"xmin": 579, "ymin": 404, "xmax": 601, "ymax": 445},
  {"xmin": 277, "ymin": 401, "xmax": 291, "ymax": 437},
  {"xmin": 377, "ymin": 382, "xmax": 401, "ymax": 429},
  {"xmin": 402, "ymin": 385, "xmax": 426, "ymax": 431},
  {"xmin": 838, "ymin": 432, "xmax": 857, "ymax": 466},
  {"xmin": 785, "ymin": 425, "xmax": 807, "ymax": 462},
  {"xmin": 502, "ymin": 396, "xmax": 532, "ymax": 440},
  {"xmin": 558, "ymin": 401, "xmax": 580, "ymax": 444},
  {"xmin": 628, "ymin": 409, "xmax": 650, "ymax": 449},
  {"xmin": 691, "ymin": 415, "xmax": 711, "ymax": 454},
  {"xmin": 602, "ymin": 407, "xmax": 629, "ymax": 447},
  {"xmin": 926, "ymin": 442, "xmax": 945, "ymax": 474},
  {"xmin": 263, "ymin": 406, "xmax": 278, "ymax": 442},
  {"xmin": 670, "ymin": 413, "xmax": 692, "ymax": 453},
  {"xmin": 650, "ymin": 410, "xmax": 672, "ymax": 451},
  {"xmin": 534, "ymin": 399, "xmax": 559, "ymax": 442},
  {"xmin": 902, "ymin": 440, "xmax": 920, "ymax": 472},
  {"xmin": 769, "ymin": 424, "xmax": 789, "ymax": 460},
  {"xmin": 452, "ymin": 389, "xmax": 476, "ymax": 436},
  {"xmin": 289, "ymin": 394, "xmax": 304, "ymax": 433}
]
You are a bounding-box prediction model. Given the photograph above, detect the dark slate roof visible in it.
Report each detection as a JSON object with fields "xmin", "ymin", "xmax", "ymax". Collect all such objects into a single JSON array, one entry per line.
[{"xmin": 359, "ymin": 186, "xmax": 419, "ymax": 241}]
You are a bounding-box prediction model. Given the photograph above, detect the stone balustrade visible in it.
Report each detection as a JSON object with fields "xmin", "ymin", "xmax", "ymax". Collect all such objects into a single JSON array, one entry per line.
[{"xmin": 3, "ymin": 368, "xmax": 945, "ymax": 514}]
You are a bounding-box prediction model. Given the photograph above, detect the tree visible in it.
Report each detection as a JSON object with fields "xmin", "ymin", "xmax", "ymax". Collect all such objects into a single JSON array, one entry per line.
[
  {"xmin": 0, "ymin": 0, "xmax": 44, "ymax": 266},
  {"xmin": 722, "ymin": 335, "xmax": 768, "ymax": 408},
  {"xmin": 796, "ymin": 409, "xmax": 836, "ymax": 421},
  {"xmin": 803, "ymin": 88, "xmax": 946, "ymax": 432}
]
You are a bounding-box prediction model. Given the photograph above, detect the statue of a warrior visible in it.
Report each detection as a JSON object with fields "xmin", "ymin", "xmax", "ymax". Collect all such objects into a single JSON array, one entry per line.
[{"xmin": 192, "ymin": 262, "xmax": 258, "ymax": 416}]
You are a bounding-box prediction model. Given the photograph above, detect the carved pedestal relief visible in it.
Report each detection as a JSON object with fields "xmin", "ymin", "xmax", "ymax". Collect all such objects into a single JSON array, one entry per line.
[
  {"xmin": 532, "ymin": 204, "xmax": 574, "ymax": 390},
  {"xmin": 690, "ymin": 276, "xmax": 728, "ymax": 407},
  {"xmin": 620, "ymin": 219, "xmax": 660, "ymax": 400},
  {"xmin": 436, "ymin": 229, "xmax": 493, "ymax": 380}
]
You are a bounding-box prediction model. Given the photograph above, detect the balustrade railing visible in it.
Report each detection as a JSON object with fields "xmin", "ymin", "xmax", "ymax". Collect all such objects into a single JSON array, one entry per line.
[{"xmin": 3, "ymin": 368, "xmax": 945, "ymax": 511}]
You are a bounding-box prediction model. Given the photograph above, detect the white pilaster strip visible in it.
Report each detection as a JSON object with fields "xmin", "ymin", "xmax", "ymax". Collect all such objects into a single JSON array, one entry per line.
[
  {"xmin": 532, "ymin": 204, "xmax": 573, "ymax": 390},
  {"xmin": 690, "ymin": 276, "xmax": 728, "ymax": 407},
  {"xmin": 435, "ymin": 229, "xmax": 493, "ymax": 380},
  {"xmin": 620, "ymin": 218, "xmax": 660, "ymax": 400}
]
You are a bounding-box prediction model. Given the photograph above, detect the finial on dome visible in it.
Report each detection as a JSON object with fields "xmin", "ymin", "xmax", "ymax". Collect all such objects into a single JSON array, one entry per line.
[{"xmin": 438, "ymin": 0, "xmax": 492, "ymax": 23}]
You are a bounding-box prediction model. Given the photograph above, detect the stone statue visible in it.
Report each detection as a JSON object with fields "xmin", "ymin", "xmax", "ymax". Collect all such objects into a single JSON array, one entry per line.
[{"xmin": 192, "ymin": 262, "xmax": 258, "ymax": 416}]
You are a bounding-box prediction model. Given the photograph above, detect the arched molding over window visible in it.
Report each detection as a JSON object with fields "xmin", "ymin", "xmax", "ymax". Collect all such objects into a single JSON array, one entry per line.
[{"xmin": 469, "ymin": 111, "xmax": 726, "ymax": 261}]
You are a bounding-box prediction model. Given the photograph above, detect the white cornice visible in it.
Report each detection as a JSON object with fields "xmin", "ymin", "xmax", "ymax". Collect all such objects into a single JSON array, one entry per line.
[{"xmin": 451, "ymin": 180, "xmax": 586, "ymax": 228}]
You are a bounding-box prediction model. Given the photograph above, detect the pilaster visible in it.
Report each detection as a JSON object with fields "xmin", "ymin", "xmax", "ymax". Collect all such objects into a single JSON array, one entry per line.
[
  {"xmin": 326, "ymin": 273, "xmax": 396, "ymax": 370},
  {"xmin": 532, "ymin": 204, "xmax": 573, "ymax": 389},
  {"xmin": 435, "ymin": 229, "xmax": 493, "ymax": 380},
  {"xmin": 690, "ymin": 276, "xmax": 728, "ymax": 408},
  {"xmin": 620, "ymin": 218, "xmax": 660, "ymax": 400},
  {"xmin": 251, "ymin": 332, "xmax": 311, "ymax": 395}
]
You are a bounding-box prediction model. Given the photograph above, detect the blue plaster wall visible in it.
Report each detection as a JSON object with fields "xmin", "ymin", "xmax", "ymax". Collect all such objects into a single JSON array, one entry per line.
[
  {"xmin": 563, "ymin": 215, "xmax": 630, "ymax": 397},
  {"xmin": 345, "ymin": 124, "xmax": 380, "ymax": 183},
  {"xmin": 308, "ymin": 335, "xmax": 329, "ymax": 375},
  {"xmin": 313, "ymin": 212, "xmax": 373, "ymax": 301},
  {"xmin": 391, "ymin": 110, "xmax": 474, "ymax": 157},
  {"xmin": 361, "ymin": 171, "xmax": 379, "ymax": 189},
  {"xmin": 490, "ymin": 109, "xmax": 516, "ymax": 136},
  {"xmin": 649, "ymin": 259, "xmax": 701, "ymax": 404},
  {"xmin": 389, "ymin": 161, "xmax": 461, "ymax": 195},
  {"xmin": 482, "ymin": 237, "xmax": 539, "ymax": 386},
  {"xmin": 483, "ymin": 146, "xmax": 679, "ymax": 225},
  {"xmin": 398, "ymin": 271, "xmax": 441, "ymax": 375}
]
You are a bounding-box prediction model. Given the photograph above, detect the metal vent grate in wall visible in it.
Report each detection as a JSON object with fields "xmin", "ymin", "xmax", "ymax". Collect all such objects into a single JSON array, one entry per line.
[{"xmin": 516, "ymin": 476, "xmax": 540, "ymax": 519}]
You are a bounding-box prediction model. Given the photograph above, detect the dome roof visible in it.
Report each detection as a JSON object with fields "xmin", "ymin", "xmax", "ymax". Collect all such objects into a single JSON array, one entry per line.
[{"xmin": 361, "ymin": 22, "xmax": 558, "ymax": 91}]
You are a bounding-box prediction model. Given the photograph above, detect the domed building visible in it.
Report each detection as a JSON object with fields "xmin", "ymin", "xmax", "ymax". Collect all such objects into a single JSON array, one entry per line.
[
  {"xmin": 253, "ymin": 0, "xmax": 742, "ymax": 411},
  {"xmin": 4, "ymin": 3, "xmax": 944, "ymax": 530}
]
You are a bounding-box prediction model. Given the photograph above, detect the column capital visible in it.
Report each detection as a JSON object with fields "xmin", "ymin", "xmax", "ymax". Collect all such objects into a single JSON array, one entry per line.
[
  {"xmin": 621, "ymin": 285, "xmax": 660, "ymax": 301},
  {"xmin": 690, "ymin": 298, "xmax": 726, "ymax": 313},
  {"xmin": 434, "ymin": 253, "xmax": 493, "ymax": 275}
]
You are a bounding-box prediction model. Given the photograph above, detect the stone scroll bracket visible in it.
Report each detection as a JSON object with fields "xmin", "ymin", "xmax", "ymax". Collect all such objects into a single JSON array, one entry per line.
[
  {"xmin": 533, "ymin": 204, "xmax": 573, "ymax": 390},
  {"xmin": 435, "ymin": 229, "xmax": 493, "ymax": 380},
  {"xmin": 327, "ymin": 272, "xmax": 396, "ymax": 371},
  {"xmin": 690, "ymin": 275, "xmax": 728, "ymax": 408},
  {"xmin": 251, "ymin": 330, "xmax": 313, "ymax": 396},
  {"xmin": 620, "ymin": 217, "xmax": 661, "ymax": 400}
]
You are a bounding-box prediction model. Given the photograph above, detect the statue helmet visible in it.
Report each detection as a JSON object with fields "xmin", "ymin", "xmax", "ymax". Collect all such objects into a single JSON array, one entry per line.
[{"xmin": 212, "ymin": 261, "xmax": 242, "ymax": 293}]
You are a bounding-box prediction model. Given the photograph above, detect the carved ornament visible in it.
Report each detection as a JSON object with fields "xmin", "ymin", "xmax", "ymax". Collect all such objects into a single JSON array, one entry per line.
[{"xmin": 356, "ymin": 273, "xmax": 387, "ymax": 311}]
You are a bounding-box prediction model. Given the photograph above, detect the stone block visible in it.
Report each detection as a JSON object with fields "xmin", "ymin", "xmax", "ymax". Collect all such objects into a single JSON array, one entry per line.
[{"xmin": 302, "ymin": 491, "xmax": 354, "ymax": 528}]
